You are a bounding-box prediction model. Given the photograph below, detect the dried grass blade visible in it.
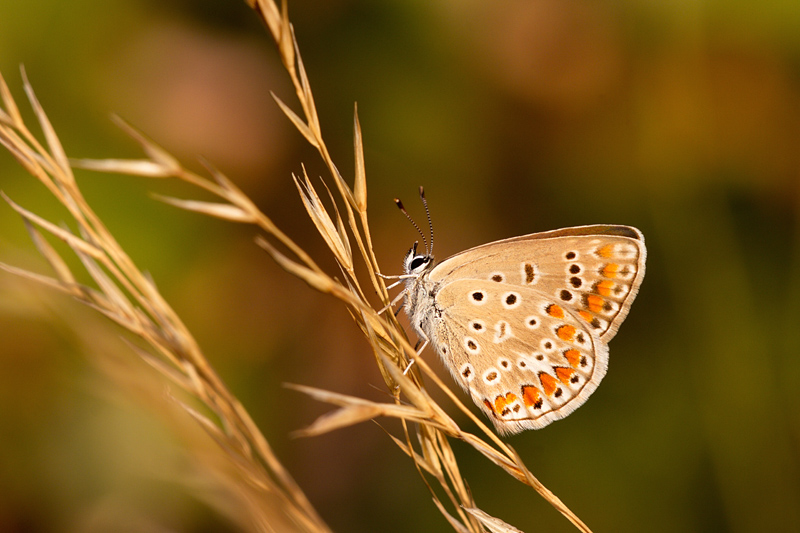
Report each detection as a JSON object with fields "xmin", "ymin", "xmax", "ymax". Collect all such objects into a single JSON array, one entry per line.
[
  {"xmin": 417, "ymin": 428, "xmax": 443, "ymax": 478},
  {"xmin": 123, "ymin": 339, "xmax": 194, "ymax": 391},
  {"xmin": 252, "ymin": 0, "xmax": 281, "ymax": 41},
  {"xmin": 2, "ymin": 193, "xmax": 105, "ymax": 260},
  {"xmin": 0, "ymin": 262, "xmax": 80, "ymax": 296},
  {"xmin": 71, "ymin": 158, "xmax": 174, "ymax": 178},
  {"xmin": 285, "ymin": 382, "xmax": 382, "ymax": 409},
  {"xmin": 201, "ymin": 159, "xmax": 245, "ymax": 196},
  {"xmin": 287, "ymin": 385, "xmax": 430, "ymax": 437},
  {"xmin": 256, "ymin": 236, "xmax": 333, "ymax": 289},
  {"xmin": 75, "ymin": 251, "xmax": 135, "ymax": 322},
  {"xmin": 0, "ymin": 69, "xmax": 22, "ymax": 127},
  {"xmin": 0, "ymin": 105, "xmax": 10, "ymax": 126},
  {"xmin": 271, "ymin": 92, "xmax": 318, "ymax": 148},
  {"xmin": 178, "ymin": 399, "xmax": 239, "ymax": 455},
  {"xmin": 22, "ymin": 219, "xmax": 76, "ymax": 285},
  {"xmin": 291, "ymin": 31, "xmax": 319, "ymax": 138},
  {"xmin": 293, "ymin": 172, "xmax": 352, "ymax": 270},
  {"xmin": 435, "ymin": 431, "xmax": 472, "ymax": 503},
  {"xmin": 353, "ymin": 103, "xmax": 366, "ymax": 212},
  {"xmin": 420, "ymin": 429, "xmax": 477, "ymax": 530},
  {"xmin": 461, "ymin": 434, "xmax": 518, "ymax": 473},
  {"xmin": 319, "ymin": 177, "xmax": 352, "ymax": 266},
  {"xmin": 0, "ymin": 128, "xmax": 52, "ymax": 186},
  {"xmin": 20, "ymin": 68, "xmax": 73, "ymax": 184},
  {"xmin": 464, "ymin": 508, "xmax": 523, "ymax": 533},
  {"xmin": 278, "ymin": 1, "xmax": 294, "ymax": 75},
  {"xmin": 291, "ymin": 404, "xmax": 386, "ymax": 437},
  {"xmin": 110, "ymin": 115, "xmax": 181, "ymax": 174},
  {"xmin": 0, "ymin": 126, "xmax": 31, "ymax": 165},
  {"xmin": 153, "ymin": 195, "xmax": 256, "ymax": 223}
]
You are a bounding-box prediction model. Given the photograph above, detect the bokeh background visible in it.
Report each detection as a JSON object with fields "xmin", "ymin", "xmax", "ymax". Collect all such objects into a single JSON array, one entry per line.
[{"xmin": 2, "ymin": 0, "xmax": 800, "ymax": 531}]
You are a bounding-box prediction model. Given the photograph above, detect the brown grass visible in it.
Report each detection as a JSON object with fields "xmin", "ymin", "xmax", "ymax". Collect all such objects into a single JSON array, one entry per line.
[{"xmin": 0, "ymin": 1, "xmax": 592, "ymax": 531}]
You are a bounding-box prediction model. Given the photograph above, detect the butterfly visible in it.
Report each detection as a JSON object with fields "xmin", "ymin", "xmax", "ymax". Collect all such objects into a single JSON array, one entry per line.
[{"xmin": 396, "ymin": 190, "xmax": 646, "ymax": 435}]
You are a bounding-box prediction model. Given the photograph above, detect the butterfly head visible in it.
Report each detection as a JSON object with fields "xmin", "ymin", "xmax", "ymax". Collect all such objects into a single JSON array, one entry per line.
[{"xmin": 403, "ymin": 241, "xmax": 434, "ymax": 276}]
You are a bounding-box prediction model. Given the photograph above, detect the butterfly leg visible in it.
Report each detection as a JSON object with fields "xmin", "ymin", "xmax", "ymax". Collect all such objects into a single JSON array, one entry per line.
[
  {"xmin": 378, "ymin": 289, "xmax": 406, "ymax": 316},
  {"xmin": 377, "ymin": 272, "xmax": 415, "ymax": 283},
  {"xmin": 414, "ymin": 338, "xmax": 428, "ymax": 353},
  {"xmin": 382, "ymin": 278, "xmax": 405, "ymax": 291},
  {"xmin": 401, "ymin": 332, "xmax": 432, "ymax": 374}
]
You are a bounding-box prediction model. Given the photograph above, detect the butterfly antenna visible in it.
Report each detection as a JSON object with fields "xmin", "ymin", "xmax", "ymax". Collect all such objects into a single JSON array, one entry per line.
[
  {"xmin": 394, "ymin": 197, "xmax": 428, "ymax": 254},
  {"xmin": 419, "ymin": 186, "xmax": 433, "ymax": 256}
]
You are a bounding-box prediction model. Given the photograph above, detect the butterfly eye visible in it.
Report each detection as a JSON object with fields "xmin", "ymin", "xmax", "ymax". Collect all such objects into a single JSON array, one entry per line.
[{"xmin": 409, "ymin": 256, "xmax": 429, "ymax": 271}]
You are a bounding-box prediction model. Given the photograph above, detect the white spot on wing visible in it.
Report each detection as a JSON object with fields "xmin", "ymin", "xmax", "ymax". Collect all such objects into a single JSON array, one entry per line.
[
  {"xmin": 493, "ymin": 320, "xmax": 513, "ymax": 343},
  {"xmin": 501, "ymin": 292, "xmax": 521, "ymax": 309},
  {"xmin": 488, "ymin": 272, "xmax": 506, "ymax": 282},
  {"xmin": 482, "ymin": 368, "xmax": 501, "ymax": 384},
  {"xmin": 469, "ymin": 319, "xmax": 486, "ymax": 333},
  {"xmin": 521, "ymin": 262, "xmax": 539, "ymax": 285},
  {"xmin": 464, "ymin": 337, "xmax": 481, "ymax": 354},
  {"xmin": 468, "ymin": 289, "xmax": 487, "ymax": 306}
]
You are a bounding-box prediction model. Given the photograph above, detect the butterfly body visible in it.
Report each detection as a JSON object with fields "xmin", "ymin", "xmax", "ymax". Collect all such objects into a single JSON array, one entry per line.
[{"xmin": 402, "ymin": 225, "xmax": 646, "ymax": 435}]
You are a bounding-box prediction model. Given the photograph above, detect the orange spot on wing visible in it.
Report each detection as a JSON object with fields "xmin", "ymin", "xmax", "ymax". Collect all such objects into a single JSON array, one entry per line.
[
  {"xmin": 556, "ymin": 367, "xmax": 575, "ymax": 384},
  {"xmin": 579, "ymin": 310, "xmax": 594, "ymax": 323},
  {"xmin": 602, "ymin": 263, "xmax": 620, "ymax": 278},
  {"xmin": 597, "ymin": 244, "xmax": 613, "ymax": 258},
  {"xmin": 564, "ymin": 349, "xmax": 581, "ymax": 367},
  {"xmin": 539, "ymin": 373, "xmax": 558, "ymax": 396},
  {"xmin": 522, "ymin": 385, "xmax": 542, "ymax": 408},
  {"xmin": 587, "ymin": 295, "xmax": 604, "ymax": 313},
  {"xmin": 494, "ymin": 396, "xmax": 506, "ymax": 413},
  {"xmin": 597, "ymin": 280, "xmax": 614, "ymax": 297},
  {"xmin": 547, "ymin": 304, "xmax": 564, "ymax": 318},
  {"xmin": 494, "ymin": 393, "xmax": 518, "ymax": 415},
  {"xmin": 557, "ymin": 325, "xmax": 576, "ymax": 341}
]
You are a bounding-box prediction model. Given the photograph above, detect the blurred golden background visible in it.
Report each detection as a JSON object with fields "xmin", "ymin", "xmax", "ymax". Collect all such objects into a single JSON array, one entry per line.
[{"xmin": 1, "ymin": 0, "xmax": 799, "ymax": 531}]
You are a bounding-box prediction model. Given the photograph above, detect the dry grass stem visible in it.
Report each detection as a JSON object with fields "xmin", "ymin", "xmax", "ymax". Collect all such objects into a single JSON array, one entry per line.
[
  {"xmin": 0, "ymin": 1, "xmax": 595, "ymax": 531},
  {"xmin": 0, "ymin": 67, "xmax": 329, "ymax": 533}
]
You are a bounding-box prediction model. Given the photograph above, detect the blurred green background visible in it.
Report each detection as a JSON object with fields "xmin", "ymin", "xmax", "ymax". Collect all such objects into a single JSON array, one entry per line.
[{"xmin": 1, "ymin": 0, "xmax": 800, "ymax": 531}]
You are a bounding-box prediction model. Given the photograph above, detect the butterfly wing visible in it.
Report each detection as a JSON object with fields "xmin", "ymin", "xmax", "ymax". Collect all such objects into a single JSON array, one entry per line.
[
  {"xmin": 429, "ymin": 225, "xmax": 646, "ymax": 342},
  {"xmin": 430, "ymin": 278, "xmax": 609, "ymax": 434},
  {"xmin": 424, "ymin": 225, "xmax": 645, "ymax": 434}
]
